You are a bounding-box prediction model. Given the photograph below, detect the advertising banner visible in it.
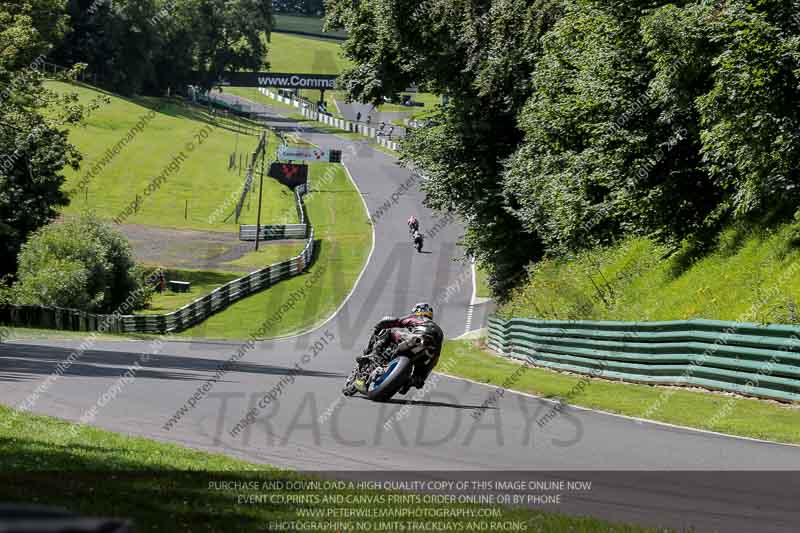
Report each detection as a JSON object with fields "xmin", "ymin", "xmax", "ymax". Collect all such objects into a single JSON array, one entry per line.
[
  {"xmin": 277, "ymin": 146, "xmax": 343, "ymax": 163},
  {"xmin": 277, "ymin": 146, "xmax": 329, "ymax": 162},
  {"xmin": 211, "ymin": 72, "xmax": 338, "ymax": 90}
]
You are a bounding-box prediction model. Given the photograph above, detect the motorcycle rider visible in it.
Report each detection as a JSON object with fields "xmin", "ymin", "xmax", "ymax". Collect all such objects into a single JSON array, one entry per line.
[
  {"xmin": 412, "ymin": 229, "xmax": 424, "ymax": 252},
  {"xmin": 357, "ymin": 303, "xmax": 444, "ymax": 393},
  {"xmin": 407, "ymin": 216, "xmax": 419, "ymax": 234}
]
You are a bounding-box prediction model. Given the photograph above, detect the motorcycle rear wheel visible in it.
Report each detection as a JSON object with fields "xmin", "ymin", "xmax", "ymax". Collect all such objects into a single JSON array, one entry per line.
[{"xmin": 366, "ymin": 356, "xmax": 413, "ymax": 402}]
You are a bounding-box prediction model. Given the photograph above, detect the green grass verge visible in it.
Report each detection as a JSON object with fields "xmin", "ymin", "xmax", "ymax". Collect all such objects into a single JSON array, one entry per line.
[
  {"xmin": 442, "ymin": 339, "xmax": 800, "ymax": 444},
  {"xmin": 2, "ymin": 326, "xmax": 152, "ymax": 342},
  {"xmin": 220, "ymin": 241, "xmax": 308, "ymax": 271},
  {"xmin": 267, "ymin": 32, "xmax": 350, "ymax": 74},
  {"xmin": 498, "ymin": 220, "xmax": 800, "ymax": 324},
  {"xmin": 0, "ymin": 404, "xmax": 665, "ymax": 532},
  {"xmin": 476, "ymin": 263, "xmax": 491, "ymax": 299},
  {"xmin": 53, "ymin": 81, "xmax": 296, "ymax": 231},
  {"xmin": 140, "ymin": 269, "xmax": 244, "ymax": 315},
  {"xmin": 178, "ymin": 162, "xmax": 372, "ymax": 339},
  {"xmin": 135, "ymin": 245, "xmax": 308, "ymax": 317},
  {"xmin": 311, "ymin": 89, "xmax": 346, "ymax": 118},
  {"xmin": 225, "ymin": 86, "xmax": 299, "ymax": 114}
]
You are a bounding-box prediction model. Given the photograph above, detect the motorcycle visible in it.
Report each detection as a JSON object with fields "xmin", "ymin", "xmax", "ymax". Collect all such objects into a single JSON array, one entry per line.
[{"xmin": 342, "ymin": 326, "xmax": 438, "ymax": 402}]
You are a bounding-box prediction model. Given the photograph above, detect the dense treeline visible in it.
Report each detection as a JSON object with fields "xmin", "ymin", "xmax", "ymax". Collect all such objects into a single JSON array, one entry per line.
[
  {"xmin": 326, "ymin": 0, "xmax": 800, "ymax": 299},
  {"xmin": 52, "ymin": 0, "xmax": 274, "ymax": 95},
  {"xmin": 0, "ymin": 0, "xmax": 89, "ymax": 279}
]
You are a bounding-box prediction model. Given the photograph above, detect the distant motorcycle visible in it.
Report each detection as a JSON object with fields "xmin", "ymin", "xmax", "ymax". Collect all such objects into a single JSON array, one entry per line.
[
  {"xmin": 413, "ymin": 230, "xmax": 424, "ymax": 252},
  {"xmin": 342, "ymin": 325, "xmax": 440, "ymax": 401}
]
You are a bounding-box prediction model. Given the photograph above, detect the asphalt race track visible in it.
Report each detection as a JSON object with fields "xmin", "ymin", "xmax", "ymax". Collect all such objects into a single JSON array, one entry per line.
[
  {"xmin": 333, "ymin": 99, "xmax": 409, "ymax": 138},
  {"xmin": 2, "ymin": 95, "xmax": 799, "ymax": 533}
]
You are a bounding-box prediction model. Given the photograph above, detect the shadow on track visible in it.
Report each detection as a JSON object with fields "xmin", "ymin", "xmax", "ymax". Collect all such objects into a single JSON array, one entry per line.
[
  {"xmin": 0, "ymin": 344, "xmax": 345, "ymax": 383},
  {"xmin": 380, "ymin": 397, "xmax": 494, "ymax": 410}
]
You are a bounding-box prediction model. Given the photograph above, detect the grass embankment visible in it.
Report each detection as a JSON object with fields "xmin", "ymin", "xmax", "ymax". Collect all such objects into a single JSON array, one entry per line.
[
  {"xmin": 265, "ymin": 32, "xmax": 348, "ymax": 114},
  {"xmin": 457, "ymin": 218, "xmax": 800, "ymax": 443},
  {"xmin": 498, "ymin": 219, "xmax": 800, "ymax": 324},
  {"xmin": 0, "ymin": 404, "xmax": 668, "ymax": 533},
  {"xmin": 441, "ymin": 339, "xmax": 800, "ymax": 444},
  {"xmin": 268, "ymin": 32, "xmax": 350, "ymax": 74},
  {"xmin": 50, "ymin": 81, "xmax": 315, "ymax": 318},
  {"xmin": 53, "ymin": 81, "xmax": 297, "ymax": 231},
  {"xmin": 142, "ymin": 240, "xmax": 307, "ymax": 315},
  {"xmin": 476, "ymin": 264, "xmax": 492, "ymax": 299},
  {"xmin": 140, "ymin": 270, "xmax": 243, "ymax": 315},
  {"xmin": 179, "ymin": 162, "xmax": 372, "ymax": 339}
]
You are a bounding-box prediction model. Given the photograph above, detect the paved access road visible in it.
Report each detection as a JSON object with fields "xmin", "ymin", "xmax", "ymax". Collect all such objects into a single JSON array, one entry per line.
[{"xmin": 1, "ymin": 94, "xmax": 799, "ymax": 533}]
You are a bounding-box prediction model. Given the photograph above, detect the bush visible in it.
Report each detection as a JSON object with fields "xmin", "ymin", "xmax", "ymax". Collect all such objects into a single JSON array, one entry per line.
[{"xmin": 12, "ymin": 215, "xmax": 152, "ymax": 313}]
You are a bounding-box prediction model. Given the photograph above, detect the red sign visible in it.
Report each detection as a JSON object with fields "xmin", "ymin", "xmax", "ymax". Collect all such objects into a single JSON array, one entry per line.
[{"xmin": 268, "ymin": 162, "xmax": 308, "ymax": 188}]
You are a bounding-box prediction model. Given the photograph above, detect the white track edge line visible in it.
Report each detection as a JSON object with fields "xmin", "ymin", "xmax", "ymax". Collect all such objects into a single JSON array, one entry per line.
[{"xmin": 433, "ymin": 371, "xmax": 800, "ymax": 449}]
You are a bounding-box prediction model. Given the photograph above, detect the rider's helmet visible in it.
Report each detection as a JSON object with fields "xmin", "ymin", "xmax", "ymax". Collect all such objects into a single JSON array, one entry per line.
[{"xmin": 412, "ymin": 302, "xmax": 434, "ymax": 320}]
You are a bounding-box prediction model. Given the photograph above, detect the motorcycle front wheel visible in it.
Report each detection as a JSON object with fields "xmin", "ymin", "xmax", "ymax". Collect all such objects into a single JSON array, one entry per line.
[{"xmin": 366, "ymin": 356, "xmax": 413, "ymax": 402}]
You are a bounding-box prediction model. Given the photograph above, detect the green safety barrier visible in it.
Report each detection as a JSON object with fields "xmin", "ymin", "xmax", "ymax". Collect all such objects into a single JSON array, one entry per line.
[{"xmin": 487, "ymin": 316, "xmax": 800, "ymax": 402}]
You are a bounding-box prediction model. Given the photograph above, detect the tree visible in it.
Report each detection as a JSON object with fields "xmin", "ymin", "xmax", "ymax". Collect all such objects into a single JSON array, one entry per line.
[
  {"xmin": 0, "ymin": 0, "xmax": 98, "ymax": 278},
  {"xmin": 52, "ymin": 0, "xmax": 162, "ymax": 95},
  {"xmin": 503, "ymin": 1, "xmax": 712, "ymax": 253},
  {"xmin": 328, "ymin": 0, "xmax": 800, "ymax": 298},
  {"xmin": 325, "ymin": 0, "xmax": 562, "ymax": 297},
  {"xmin": 13, "ymin": 215, "xmax": 152, "ymax": 312},
  {"xmin": 185, "ymin": 0, "xmax": 274, "ymax": 91},
  {"xmin": 51, "ymin": 0, "xmax": 274, "ymax": 95},
  {"xmin": 505, "ymin": 0, "xmax": 800, "ymax": 254}
]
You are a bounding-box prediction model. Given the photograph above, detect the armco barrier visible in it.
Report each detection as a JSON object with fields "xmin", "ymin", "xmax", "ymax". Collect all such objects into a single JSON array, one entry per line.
[
  {"xmin": 239, "ymin": 224, "xmax": 308, "ymax": 241},
  {"xmin": 1, "ymin": 187, "xmax": 316, "ymax": 335},
  {"xmin": 258, "ymin": 88, "xmax": 401, "ymax": 151},
  {"xmin": 239, "ymin": 185, "xmax": 309, "ymax": 241},
  {"xmin": 122, "ymin": 231, "xmax": 313, "ymax": 334},
  {"xmin": 1, "ymin": 233, "xmax": 314, "ymax": 335},
  {"xmin": 487, "ymin": 316, "xmax": 800, "ymax": 402},
  {"xmin": 0, "ymin": 305, "xmax": 123, "ymax": 333}
]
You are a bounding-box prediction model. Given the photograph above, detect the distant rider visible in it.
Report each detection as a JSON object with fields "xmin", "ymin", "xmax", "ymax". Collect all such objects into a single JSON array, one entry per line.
[
  {"xmin": 358, "ymin": 303, "xmax": 444, "ymax": 393},
  {"xmin": 407, "ymin": 216, "xmax": 419, "ymax": 234}
]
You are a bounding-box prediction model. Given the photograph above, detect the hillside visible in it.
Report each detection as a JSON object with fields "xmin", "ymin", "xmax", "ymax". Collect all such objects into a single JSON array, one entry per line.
[
  {"xmin": 267, "ymin": 32, "xmax": 350, "ymax": 74},
  {"xmin": 497, "ymin": 218, "xmax": 800, "ymax": 325},
  {"xmin": 52, "ymin": 81, "xmax": 296, "ymax": 231}
]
